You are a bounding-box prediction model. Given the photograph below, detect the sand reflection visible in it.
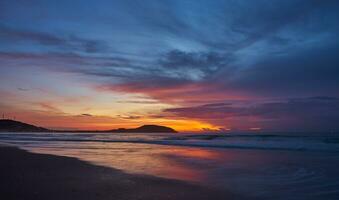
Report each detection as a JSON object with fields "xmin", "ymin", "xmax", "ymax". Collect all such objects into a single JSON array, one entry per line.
[{"xmin": 26, "ymin": 142, "xmax": 227, "ymax": 183}]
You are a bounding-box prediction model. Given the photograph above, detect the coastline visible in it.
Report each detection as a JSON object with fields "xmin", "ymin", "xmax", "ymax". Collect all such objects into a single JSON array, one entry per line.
[{"xmin": 0, "ymin": 145, "xmax": 245, "ymax": 200}]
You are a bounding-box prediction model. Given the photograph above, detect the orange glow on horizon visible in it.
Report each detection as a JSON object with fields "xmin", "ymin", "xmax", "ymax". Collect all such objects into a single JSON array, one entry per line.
[
  {"xmin": 0, "ymin": 88, "xmax": 232, "ymax": 133},
  {"xmin": 2, "ymin": 107, "xmax": 220, "ymax": 132}
]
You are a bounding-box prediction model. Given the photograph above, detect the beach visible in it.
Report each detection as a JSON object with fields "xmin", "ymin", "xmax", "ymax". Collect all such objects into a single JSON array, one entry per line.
[
  {"xmin": 0, "ymin": 145, "xmax": 242, "ymax": 200},
  {"xmin": 1, "ymin": 132, "xmax": 339, "ymax": 200}
]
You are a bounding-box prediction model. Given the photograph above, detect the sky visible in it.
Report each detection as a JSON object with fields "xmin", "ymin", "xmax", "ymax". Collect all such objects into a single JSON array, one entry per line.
[{"xmin": 0, "ymin": 0, "xmax": 339, "ymax": 132}]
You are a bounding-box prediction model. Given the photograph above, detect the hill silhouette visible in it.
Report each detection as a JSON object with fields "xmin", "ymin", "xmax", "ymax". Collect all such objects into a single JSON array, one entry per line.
[
  {"xmin": 0, "ymin": 120, "xmax": 177, "ymax": 133},
  {"xmin": 0, "ymin": 119, "xmax": 49, "ymax": 132},
  {"xmin": 111, "ymin": 125, "xmax": 177, "ymax": 133}
]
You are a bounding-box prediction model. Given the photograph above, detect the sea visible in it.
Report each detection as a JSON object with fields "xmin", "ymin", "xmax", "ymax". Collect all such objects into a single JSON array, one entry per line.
[{"xmin": 1, "ymin": 132, "xmax": 339, "ymax": 200}]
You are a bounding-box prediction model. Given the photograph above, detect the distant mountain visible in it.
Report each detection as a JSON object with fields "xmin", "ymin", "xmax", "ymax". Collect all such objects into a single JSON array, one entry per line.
[
  {"xmin": 0, "ymin": 120, "xmax": 49, "ymax": 132},
  {"xmin": 0, "ymin": 120, "xmax": 177, "ymax": 133},
  {"xmin": 110, "ymin": 125, "xmax": 177, "ymax": 133}
]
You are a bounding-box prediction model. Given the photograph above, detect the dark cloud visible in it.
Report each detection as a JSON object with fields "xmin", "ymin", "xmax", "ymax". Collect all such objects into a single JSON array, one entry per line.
[
  {"xmin": 0, "ymin": 25, "xmax": 107, "ymax": 53},
  {"xmin": 80, "ymin": 113, "xmax": 92, "ymax": 117},
  {"xmin": 165, "ymin": 97, "xmax": 339, "ymax": 131},
  {"xmin": 17, "ymin": 87, "xmax": 29, "ymax": 91},
  {"xmin": 223, "ymin": 42, "xmax": 339, "ymax": 97},
  {"xmin": 0, "ymin": 51, "xmax": 133, "ymax": 77},
  {"xmin": 0, "ymin": 25, "xmax": 64, "ymax": 45}
]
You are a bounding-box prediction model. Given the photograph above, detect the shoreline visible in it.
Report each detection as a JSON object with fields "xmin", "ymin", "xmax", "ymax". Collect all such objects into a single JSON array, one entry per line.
[{"xmin": 0, "ymin": 145, "xmax": 245, "ymax": 200}]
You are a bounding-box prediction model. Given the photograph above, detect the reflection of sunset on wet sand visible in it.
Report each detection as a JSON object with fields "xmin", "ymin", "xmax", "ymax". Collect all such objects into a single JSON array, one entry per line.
[{"xmin": 28, "ymin": 142, "xmax": 208, "ymax": 182}]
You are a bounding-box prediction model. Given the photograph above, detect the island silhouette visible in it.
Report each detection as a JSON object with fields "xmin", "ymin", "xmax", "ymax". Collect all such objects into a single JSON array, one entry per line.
[{"xmin": 0, "ymin": 119, "xmax": 177, "ymax": 133}]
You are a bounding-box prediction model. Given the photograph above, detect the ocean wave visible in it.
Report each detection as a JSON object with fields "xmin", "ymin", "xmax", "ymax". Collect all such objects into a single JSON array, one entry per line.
[{"xmin": 1, "ymin": 133, "xmax": 339, "ymax": 152}]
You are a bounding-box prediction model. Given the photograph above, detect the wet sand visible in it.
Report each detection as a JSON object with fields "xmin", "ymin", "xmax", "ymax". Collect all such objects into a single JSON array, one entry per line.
[{"xmin": 0, "ymin": 146, "xmax": 245, "ymax": 200}]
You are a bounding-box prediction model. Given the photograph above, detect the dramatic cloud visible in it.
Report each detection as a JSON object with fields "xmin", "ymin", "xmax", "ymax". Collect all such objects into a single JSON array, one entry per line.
[
  {"xmin": 1, "ymin": 0, "xmax": 339, "ymax": 131},
  {"xmin": 80, "ymin": 113, "xmax": 93, "ymax": 117}
]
